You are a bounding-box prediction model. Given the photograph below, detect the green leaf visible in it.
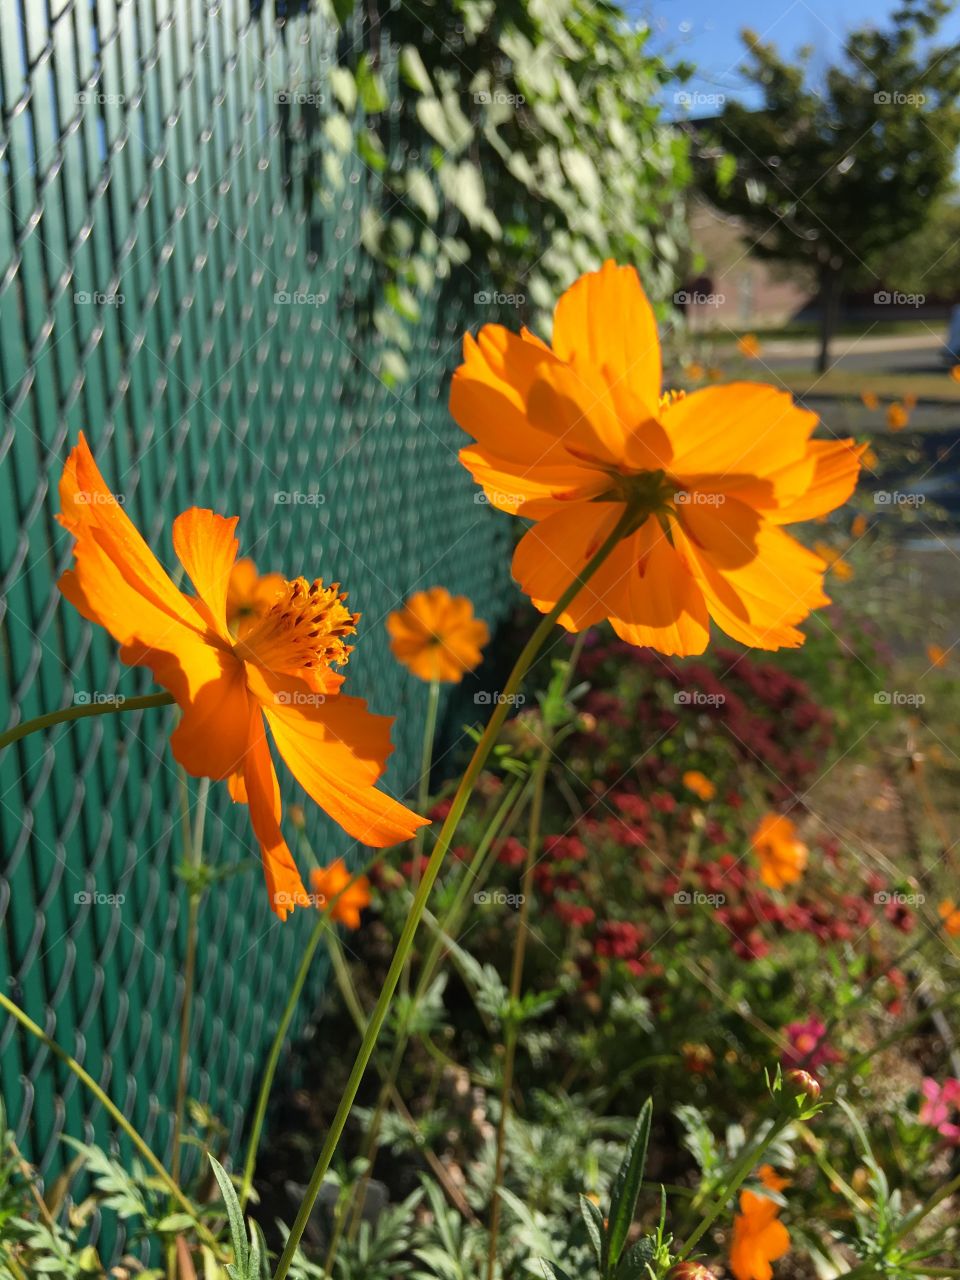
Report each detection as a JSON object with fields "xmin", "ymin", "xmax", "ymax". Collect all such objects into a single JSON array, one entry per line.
[
  {"xmin": 329, "ymin": 66, "xmax": 357, "ymax": 115},
  {"xmin": 209, "ymin": 1156, "xmax": 253, "ymax": 1279},
  {"xmin": 604, "ymin": 1098, "xmax": 653, "ymax": 1273},
  {"xmin": 330, "ymin": 0, "xmax": 355, "ymax": 26},
  {"xmin": 356, "ymin": 55, "xmax": 388, "ymax": 114},
  {"xmin": 579, "ymin": 1193, "xmax": 604, "ymax": 1264},
  {"xmin": 399, "ymin": 46, "xmax": 433, "ymax": 96}
]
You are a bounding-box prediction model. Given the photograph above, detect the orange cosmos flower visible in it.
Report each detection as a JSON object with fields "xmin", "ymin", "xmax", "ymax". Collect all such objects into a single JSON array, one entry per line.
[
  {"xmin": 226, "ymin": 557, "xmax": 286, "ymax": 634},
  {"xmin": 386, "ymin": 587, "xmax": 489, "ymax": 683},
  {"xmin": 851, "ymin": 514, "xmax": 868, "ymax": 538},
  {"xmin": 737, "ymin": 333, "xmax": 762, "ymax": 359},
  {"xmin": 450, "ymin": 261, "xmax": 862, "ymax": 657},
  {"xmin": 729, "ymin": 1189, "xmax": 790, "ymax": 1280},
  {"xmin": 685, "ymin": 361, "xmax": 706, "ymax": 381},
  {"xmin": 310, "ymin": 859, "xmax": 371, "ymax": 929},
  {"xmin": 886, "ymin": 402, "xmax": 909, "ymax": 430},
  {"xmin": 757, "ymin": 1165, "xmax": 790, "ymax": 1193},
  {"xmin": 683, "ymin": 770, "xmax": 716, "ymax": 802},
  {"xmin": 57, "ymin": 434, "xmax": 428, "ymax": 920},
  {"xmin": 927, "ymin": 643, "xmax": 949, "ymax": 668},
  {"xmin": 860, "ymin": 390, "xmax": 879, "ymax": 410},
  {"xmin": 951, "ymin": 366, "xmax": 960, "ymax": 383},
  {"xmin": 862, "ymin": 446, "xmax": 879, "ymax": 469},
  {"xmin": 750, "ymin": 814, "xmax": 808, "ymax": 890},
  {"xmin": 939, "ymin": 899, "xmax": 960, "ymax": 936}
]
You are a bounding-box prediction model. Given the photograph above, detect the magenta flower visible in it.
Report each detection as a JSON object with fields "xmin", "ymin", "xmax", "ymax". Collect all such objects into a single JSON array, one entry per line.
[
  {"xmin": 782, "ymin": 1017, "xmax": 841, "ymax": 1073},
  {"xmin": 919, "ymin": 1078, "xmax": 960, "ymax": 1143}
]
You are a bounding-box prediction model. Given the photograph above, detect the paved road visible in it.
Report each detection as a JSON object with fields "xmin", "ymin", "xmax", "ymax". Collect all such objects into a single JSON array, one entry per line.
[{"xmin": 751, "ymin": 332, "xmax": 948, "ymax": 374}]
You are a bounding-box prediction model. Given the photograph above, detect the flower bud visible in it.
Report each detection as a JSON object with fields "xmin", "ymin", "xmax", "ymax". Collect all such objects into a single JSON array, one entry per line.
[{"xmin": 786, "ymin": 1068, "xmax": 822, "ymax": 1102}]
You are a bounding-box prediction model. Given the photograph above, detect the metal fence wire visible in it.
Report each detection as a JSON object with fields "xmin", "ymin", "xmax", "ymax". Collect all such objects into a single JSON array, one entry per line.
[{"xmin": 0, "ymin": 0, "xmax": 515, "ymax": 1183}]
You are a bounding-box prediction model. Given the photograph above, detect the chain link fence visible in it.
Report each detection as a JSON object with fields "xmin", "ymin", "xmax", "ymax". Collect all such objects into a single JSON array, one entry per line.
[{"xmin": 0, "ymin": 0, "xmax": 514, "ymax": 1184}]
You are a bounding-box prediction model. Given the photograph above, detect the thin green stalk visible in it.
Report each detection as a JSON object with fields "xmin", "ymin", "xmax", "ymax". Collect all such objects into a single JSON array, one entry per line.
[
  {"xmin": 0, "ymin": 692, "xmax": 174, "ymax": 750},
  {"xmin": 485, "ymin": 750, "xmax": 549, "ymax": 1280},
  {"xmin": 271, "ymin": 511, "xmax": 634, "ymax": 1280},
  {"xmin": 402, "ymin": 678, "xmax": 441, "ymax": 1002},
  {"xmin": 0, "ymin": 990, "xmax": 224, "ymax": 1256},
  {"xmin": 171, "ymin": 779, "xmax": 210, "ymax": 1189}
]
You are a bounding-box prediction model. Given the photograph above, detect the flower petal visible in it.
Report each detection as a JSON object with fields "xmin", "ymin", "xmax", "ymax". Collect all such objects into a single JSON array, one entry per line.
[
  {"xmin": 165, "ymin": 645, "xmax": 253, "ymax": 780},
  {"xmin": 458, "ymin": 446, "xmax": 608, "ymax": 518},
  {"xmin": 242, "ymin": 709, "xmax": 309, "ymax": 920},
  {"xmin": 607, "ymin": 519, "xmax": 711, "ymax": 656},
  {"xmin": 172, "ymin": 508, "xmax": 240, "ymax": 639},
  {"xmin": 768, "ymin": 439, "xmax": 865, "ymax": 524},
  {"xmin": 551, "ymin": 260, "xmax": 662, "ymax": 407}
]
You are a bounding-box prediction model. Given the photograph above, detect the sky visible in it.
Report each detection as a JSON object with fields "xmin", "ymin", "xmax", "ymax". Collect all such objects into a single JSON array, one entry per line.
[{"xmin": 631, "ymin": 0, "xmax": 960, "ymax": 114}]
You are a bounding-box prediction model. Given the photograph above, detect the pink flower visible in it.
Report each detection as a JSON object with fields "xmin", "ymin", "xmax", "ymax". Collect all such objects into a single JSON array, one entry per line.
[
  {"xmin": 783, "ymin": 1017, "xmax": 840, "ymax": 1072},
  {"xmin": 919, "ymin": 1078, "xmax": 960, "ymax": 1143}
]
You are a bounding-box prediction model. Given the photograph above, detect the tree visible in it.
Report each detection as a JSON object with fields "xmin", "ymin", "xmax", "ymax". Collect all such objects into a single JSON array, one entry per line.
[{"xmin": 696, "ymin": 1, "xmax": 960, "ymax": 370}]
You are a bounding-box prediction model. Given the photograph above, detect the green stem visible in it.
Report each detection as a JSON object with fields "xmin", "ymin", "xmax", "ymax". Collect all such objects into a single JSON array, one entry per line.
[
  {"xmin": 240, "ymin": 915, "xmax": 327, "ymax": 1208},
  {"xmin": 271, "ymin": 512, "xmax": 633, "ymax": 1280},
  {"xmin": 0, "ymin": 990, "xmax": 223, "ymax": 1256},
  {"xmin": 401, "ymin": 678, "xmax": 441, "ymax": 1002},
  {"xmin": 486, "ymin": 750, "xmax": 549, "ymax": 1280},
  {"xmin": 0, "ymin": 692, "xmax": 174, "ymax": 750},
  {"xmin": 171, "ymin": 779, "xmax": 210, "ymax": 1189}
]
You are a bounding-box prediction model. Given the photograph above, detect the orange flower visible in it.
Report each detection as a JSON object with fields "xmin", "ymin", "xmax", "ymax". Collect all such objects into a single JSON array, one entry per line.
[
  {"xmin": 860, "ymin": 390, "xmax": 879, "ymax": 410},
  {"xmin": 685, "ymin": 361, "xmax": 706, "ymax": 381},
  {"xmin": 851, "ymin": 514, "xmax": 868, "ymax": 538},
  {"xmin": 951, "ymin": 366, "xmax": 960, "ymax": 383},
  {"xmin": 862, "ymin": 446, "xmax": 879, "ymax": 469},
  {"xmin": 903, "ymin": 393, "xmax": 918, "ymax": 410},
  {"xmin": 386, "ymin": 587, "xmax": 489, "ymax": 683},
  {"xmin": 886, "ymin": 402, "xmax": 909, "ymax": 430},
  {"xmin": 831, "ymin": 559, "xmax": 854, "ymax": 582},
  {"xmin": 310, "ymin": 859, "xmax": 371, "ymax": 929},
  {"xmin": 737, "ymin": 333, "xmax": 761, "ymax": 359},
  {"xmin": 927, "ymin": 643, "xmax": 949, "ymax": 668},
  {"xmin": 226, "ymin": 557, "xmax": 285, "ymax": 634},
  {"xmin": 683, "ymin": 770, "xmax": 716, "ymax": 802},
  {"xmin": 57, "ymin": 435, "xmax": 428, "ymax": 920},
  {"xmin": 750, "ymin": 814, "xmax": 808, "ymax": 890},
  {"xmin": 757, "ymin": 1165, "xmax": 790, "ymax": 1193},
  {"xmin": 450, "ymin": 262, "xmax": 862, "ymax": 656},
  {"xmin": 729, "ymin": 1189, "xmax": 790, "ymax": 1280},
  {"xmin": 939, "ymin": 899, "xmax": 960, "ymax": 936}
]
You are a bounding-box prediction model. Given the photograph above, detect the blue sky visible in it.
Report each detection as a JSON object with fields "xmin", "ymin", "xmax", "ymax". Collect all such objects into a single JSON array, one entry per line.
[{"xmin": 632, "ymin": 0, "xmax": 960, "ymax": 113}]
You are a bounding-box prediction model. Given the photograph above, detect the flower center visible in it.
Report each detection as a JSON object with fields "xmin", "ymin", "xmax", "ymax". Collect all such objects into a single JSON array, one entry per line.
[{"xmin": 234, "ymin": 577, "xmax": 359, "ymax": 673}]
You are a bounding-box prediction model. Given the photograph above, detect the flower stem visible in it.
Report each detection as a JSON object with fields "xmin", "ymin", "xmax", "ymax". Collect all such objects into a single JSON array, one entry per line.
[
  {"xmin": 0, "ymin": 692, "xmax": 174, "ymax": 750},
  {"xmin": 485, "ymin": 748, "xmax": 549, "ymax": 1280},
  {"xmin": 271, "ymin": 514, "xmax": 633, "ymax": 1280},
  {"xmin": 0, "ymin": 990, "xmax": 223, "ymax": 1255},
  {"xmin": 401, "ymin": 677, "xmax": 441, "ymax": 1001}
]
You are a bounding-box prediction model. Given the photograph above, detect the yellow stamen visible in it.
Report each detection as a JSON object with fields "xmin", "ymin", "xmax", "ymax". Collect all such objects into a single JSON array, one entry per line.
[{"xmin": 234, "ymin": 577, "xmax": 359, "ymax": 673}]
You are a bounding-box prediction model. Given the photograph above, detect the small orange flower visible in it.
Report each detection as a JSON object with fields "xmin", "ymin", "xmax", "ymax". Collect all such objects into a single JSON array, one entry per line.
[
  {"xmin": 951, "ymin": 366, "xmax": 960, "ymax": 383},
  {"xmin": 851, "ymin": 514, "xmax": 868, "ymax": 538},
  {"xmin": 685, "ymin": 361, "xmax": 706, "ymax": 381},
  {"xmin": 832, "ymin": 559, "xmax": 854, "ymax": 582},
  {"xmin": 750, "ymin": 814, "xmax": 808, "ymax": 890},
  {"xmin": 683, "ymin": 770, "xmax": 716, "ymax": 802},
  {"xmin": 729, "ymin": 1189, "xmax": 790, "ymax": 1280},
  {"xmin": 862, "ymin": 446, "xmax": 879, "ymax": 469},
  {"xmin": 450, "ymin": 262, "xmax": 862, "ymax": 656},
  {"xmin": 58, "ymin": 435, "xmax": 427, "ymax": 920},
  {"xmin": 757, "ymin": 1165, "xmax": 790, "ymax": 1193},
  {"xmin": 737, "ymin": 333, "xmax": 761, "ymax": 359},
  {"xmin": 706, "ymin": 365, "xmax": 724, "ymax": 382},
  {"xmin": 886, "ymin": 402, "xmax": 909, "ymax": 430},
  {"xmin": 226, "ymin": 557, "xmax": 285, "ymax": 634},
  {"xmin": 860, "ymin": 390, "xmax": 879, "ymax": 410},
  {"xmin": 903, "ymin": 393, "xmax": 918, "ymax": 410},
  {"xmin": 310, "ymin": 859, "xmax": 371, "ymax": 929},
  {"xmin": 927, "ymin": 643, "xmax": 949, "ymax": 668},
  {"xmin": 939, "ymin": 899, "xmax": 960, "ymax": 936},
  {"xmin": 386, "ymin": 587, "xmax": 489, "ymax": 683}
]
